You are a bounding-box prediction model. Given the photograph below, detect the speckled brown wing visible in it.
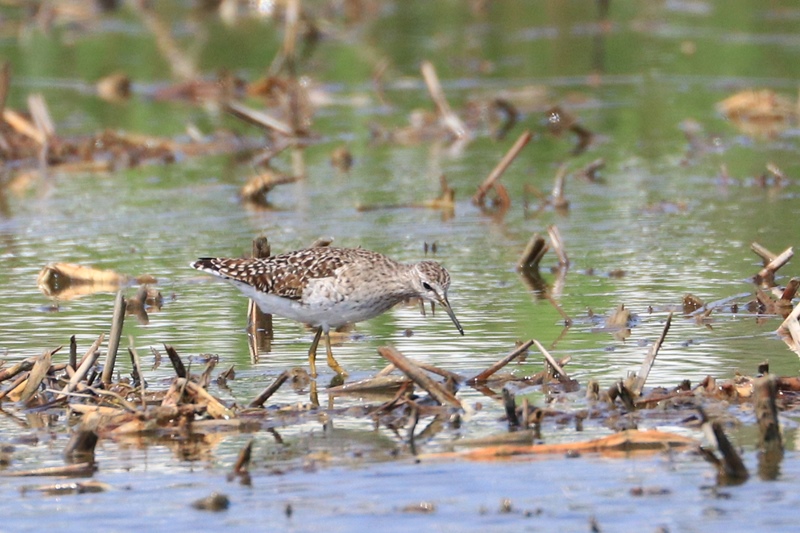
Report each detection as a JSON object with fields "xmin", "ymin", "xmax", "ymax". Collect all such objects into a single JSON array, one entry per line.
[{"xmin": 192, "ymin": 247, "xmax": 356, "ymax": 301}]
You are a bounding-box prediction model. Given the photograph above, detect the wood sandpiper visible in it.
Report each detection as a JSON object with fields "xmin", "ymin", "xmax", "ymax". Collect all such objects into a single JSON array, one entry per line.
[{"xmin": 192, "ymin": 246, "xmax": 463, "ymax": 376}]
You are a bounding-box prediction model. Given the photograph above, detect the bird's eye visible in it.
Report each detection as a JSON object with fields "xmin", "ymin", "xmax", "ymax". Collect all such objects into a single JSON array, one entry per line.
[{"xmin": 422, "ymin": 282, "xmax": 433, "ymax": 291}]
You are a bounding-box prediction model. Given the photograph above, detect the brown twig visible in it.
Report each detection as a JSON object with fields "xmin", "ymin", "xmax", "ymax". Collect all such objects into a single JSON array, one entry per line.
[
  {"xmin": 502, "ymin": 388, "xmax": 520, "ymax": 430},
  {"xmin": 754, "ymin": 376, "xmax": 783, "ymax": 455},
  {"xmin": 69, "ymin": 335, "xmax": 77, "ymax": 371},
  {"xmin": 380, "ymin": 358, "xmax": 465, "ymax": 384},
  {"xmin": 164, "ymin": 344, "xmax": 187, "ymax": 378},
  {"xmin": 285, "ymin": 0, "xmax": 306, "ymax": 136},
  {"xmin": 780, "ymin": 278, "xmax": 799, "ymax": 302},
  {"xmin": 19, "ymin": 347, "xmax": 57, "ymax": 403},
  {"xmin": 63, "ymin": 424, "xmax": 99, "ymax": 463},
  {"xmin": 632, "ymin": 312, "xmax": 672, "ymax": 396},
  {"xmin": 225, "ymin": 100, "xmax": 293, "ymax": 136},
  {"xmin": 132, "ymin": 0, "xmax": 197, "ymax": 81},
  {"xmin": 776, "ymin": 300, "xmax": 800, "ymax": 355},
  {"xmin": 247, "ymin": 236, "xmax": 273, "ymax": 359},
  {"xmin": 128, "ymin": 343, "xmax": 146, "ymax": 411},
  {"xmin": 232, "ymin": 439, "xmax": 254, "ymax": 478},
  {"xmin": 101, "ymin": 290, "xmax": 127, "ymax": 386},
  {"xmin": 4, "ymin": 463, "xmax": 97, "ymax": 478},
  {"xmin": 575, "ymin": 158, "xmax": 605, "ymax": 182},
  {"xmin": 751, "ymin": 242, "xmax": 777, "ymax": 265},
  {"xmin": 527, "ymin": 355, "xmax": 572, "ymax": 386},
  {"xmin": 61, "ymin": 334, "xmax": 104, "ymax": 397},
  {"xmin": 516, "ymin": 234, "xmax": 548, "ymax": 272},
  {"xmin": 28, "ymin": 94, "xmax": 54, "ymax": 139},
  {"xmin": 240, "ymin": 172, "xmax": 299, "ymax": 205},
  {"xmin": 378, "ymin": 346, "xmax": 462, "ymax": 409},
  {"xmin": 0, "ymin": 373, "xmax": 27, "ymax": 401},
  {"xmin": 547, "ymin": 225, "xmax": 569, "ymax": 268},
  {"xmin": 472, "ymin": 130, "xmax": 532, "ymax": 206},
  {"xmin": 0, "ymin": 356, "xmax": 37, "ymax": 383},
  {"xmin": 420, "ymin": 60, "xmax": 467, "ymax": 139},
  {"xmin": 701, "ymin": 419, "xmax": 749, "ymax": 484},
  {"xmin": 467, "ymin": 340, "xmax": 534, "ymax": 384},
  {"xmin": 550, "ymin": 163, "xmax": 569, "ymax": 209},
  {"xmin": 248, "ymin": 371, "xmax": 289, "ymax": 408},
  {"xmin": 754, "ymin": 246, "xmax": 793, "ymax": 286},
  {"xmin": 3, "ymin": 109, "xmax": 46, "ymax": 144},
  {"xmin": 532, "ymin": 339, "xmax": 568, "ymax": 381}
]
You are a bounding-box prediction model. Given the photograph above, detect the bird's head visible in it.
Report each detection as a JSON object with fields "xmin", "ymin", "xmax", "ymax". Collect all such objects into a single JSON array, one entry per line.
[{"xmin": 413, "ymin": 261, "xmax": 463, "ymax": 335}]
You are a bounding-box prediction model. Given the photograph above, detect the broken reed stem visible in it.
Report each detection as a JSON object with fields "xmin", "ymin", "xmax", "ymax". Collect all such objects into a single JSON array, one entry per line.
[
  {"xmin": 410, "ymin": 361, "xmax": 465, "ymax": 383},
  {"xmin": 248, "ymin": 236, "xmax": 273, "ymax": 339},
  {"xmin": 550, "ymin": 163, "xmax": 569, "ymax": 208},
  {"xmin": 407, "ymin": 404, "xmax": 420, "ymax": 456},
  {"xmin": 751, "ymin": 242, "xmax": 777, "ymax": 264},
  {"xmin": 546, "ymin": 225, "xmax": 569, "ymax": 268},
  {"xmin": 76, "ymin": 334, "xmax": 105, "ymax": 371},
  {"xmin": 233, "ymin": 439, "xmax": 254, "ymax": 474},
  {"xmin": 63, "ymin": 423, "xmax": 99, "ymax": 463},
  {"xmin": 612, "ymin": 380, "xmax": 637, "ymax": 411},
  {"xmin": 0, "ymin": 373, "xmax": 27, "ymax": 401},
  {"xmin": 755, "ymin": 246, "xmax": 793, "ymax": 285},
  {"xmin": 173, "ymin": 378, "xmax": 234, "ymax": 419},
  {"xmin": 414, "ymin": 412, "xmax": 446, "ymax": 443},
  {"xmin": 776, "ymin": 300, "xmax": 800, "ymax": 355},
  {"xmin": 468, "ymin": 340, "xmax": 534, "ymax": 384},
  {"xmin": 0, "ymin": 356, "xmax": 37, "ymax": 383},
  {"xmin": 532, "ymin": 339, "xmax": 568, "ymax": 381},
  {"xmin": 502, "ymin": 388, "xmax": 520, "ymax": 430},
  {"xmin": 198, "ymin": 359, "xmax": 216, "ymax": 388},
  {"xmin": 472, "ymin": 129, "xmax": 532, "ymax": 206},
  {"xmin": 632, "ymin": 312, "xmax": 672, "ymax": 396},
  {"xmin": 781, "ymin": 278, "xmax": 799, "ymax": 301},
  {"xmin": 778, "ymin": 299, "xmax": 800, "ymax": 330},
  {"xmin": 516, "ymin": 234, "xmax": 548, "ymax": 272},
  {"xmin": 101, "ymin": 290, "xmax": 127, "ymax": 386},
  {"xmin": 62, "ymin": 334, "xmax": 104, "ymax": 396},
  {"xmin": 3, "ymin": 108, "xmax": 46, "ymax": 144},
  {"xmin": 133, "ymin": 1, "xmax": 196, "ymax": 81},
  {"xmin": 754, "ymin": 376, "xmax": 783, "ymax": 453},
  {"xmin": 225, "ymin": 101, "xmax": 293, "ymax": 136},
  {"xmin": 420, "ymin": 60, "xmax": 467, "ymax": 139},
  {"xmin": 379, "ymin": 359, "xmax": 463, "ymax": 383},
  {"xmin": 708, "ymin": 420, "xmax": 750, "ymax": 482},
  {"xmin": 164, "ymin": 344, "xmax": 187, "ymax": 378},
  {"xmin": 248, "ymin": 370, "xmax": 289, "ymax": 408},
  {"xmin": 19, "ymin": 347, "xmax": 56, "ymax": 403},
  {"xmin": 283, "ymin": 0, "xmax": 302, "ymax": 134},
  {"xmin": 575, "ymin": 158, "xmax": 605, "ymax": 182},
  {"xmin": 127, "ymin": 336, "xmax": 146, "ymax": 410},
  {"xmin": 4, "ymin": 462, "xmax": 97, "ymax": 478},
  {"xmin": 69, "ymin": 335, "xmax": 77, "ymax": 371},
  {"xmin": 28, "ymin": 93, "xmax": 55, "ymax": 139},
  {"xmin": 528, "ymin": 355, "xmax": 571, "ymax": 385},
  {"xmin": 377, "ymin": 346, "xmax": 462, "ymax": 409}
]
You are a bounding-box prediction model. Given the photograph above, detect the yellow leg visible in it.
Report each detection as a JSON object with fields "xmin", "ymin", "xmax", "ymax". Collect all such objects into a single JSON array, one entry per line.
[
  {"xmin": 324, "ymin": 331, "xmax": 348, "ymax": 377},
  {"xmin": 307, "ymin": 327, "xmax": 322, "ymax": 377}
]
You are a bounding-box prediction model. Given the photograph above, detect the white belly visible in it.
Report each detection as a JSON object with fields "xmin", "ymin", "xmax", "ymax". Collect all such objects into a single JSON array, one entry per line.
[{"xmin": 233, "ymin": 280, "xmax": 397, "ymax": 331}]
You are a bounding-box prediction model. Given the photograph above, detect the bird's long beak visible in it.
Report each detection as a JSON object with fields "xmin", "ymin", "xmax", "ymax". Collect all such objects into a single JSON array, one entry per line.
[{"xmin": 438, "ymin": 294, "xmax": 464, "ymax": 335}]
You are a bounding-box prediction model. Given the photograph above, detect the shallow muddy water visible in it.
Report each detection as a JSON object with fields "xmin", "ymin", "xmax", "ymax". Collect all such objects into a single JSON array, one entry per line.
[{"xmin": 1, "ymin": 1, "xmax": 800, "ymax": 530}]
